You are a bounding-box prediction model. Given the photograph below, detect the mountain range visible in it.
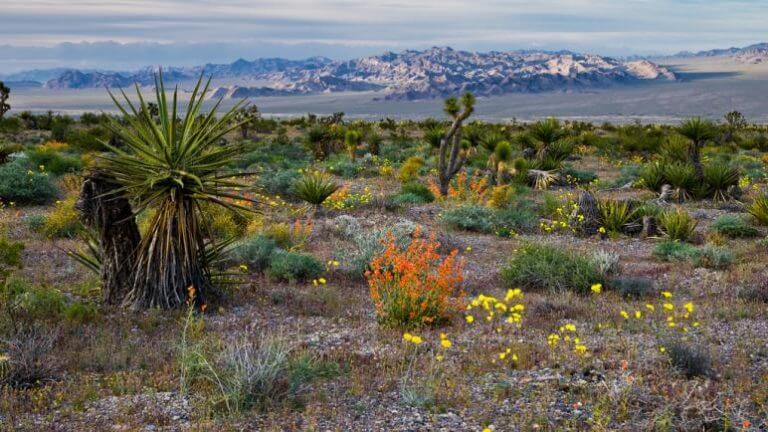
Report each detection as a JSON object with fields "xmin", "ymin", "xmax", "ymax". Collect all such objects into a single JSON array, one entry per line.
[
  {"xmin": 671, "ymin": 42, "xmax": 768, "ymax": 64},
  {"xmin": 1, "ymin": 47, "xmax": 677, "ymax": 101}
]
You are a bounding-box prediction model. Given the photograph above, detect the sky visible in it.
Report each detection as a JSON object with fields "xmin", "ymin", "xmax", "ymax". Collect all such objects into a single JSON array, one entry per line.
[{"xmin": 1, "ymin": 0, "xmax": 767, "ymax": 73}]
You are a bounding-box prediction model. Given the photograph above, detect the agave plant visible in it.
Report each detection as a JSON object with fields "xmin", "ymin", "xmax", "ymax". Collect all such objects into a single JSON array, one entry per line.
[
  {"xmin": 101, "ymin": 73, "xmax": 254, "ymax": 309},
  {"xmin": 598, "ymin": 199, "xmax": 639, "ymax": 234},
  {"xmin": 748, "ymin": 194, "xmax": 768, "ymax": 225},
  {"xmin": 658, "ymin": 207, "xmax": 698, "ymax": 241},
  {"xmin": 293, "ymin": 171, "xmax": 339, "ymax": 205}
]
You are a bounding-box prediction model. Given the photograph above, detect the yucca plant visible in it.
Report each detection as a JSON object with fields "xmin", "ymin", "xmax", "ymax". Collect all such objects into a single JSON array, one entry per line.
[
  {"xmin": 658, "ymin": 207, "xmax": 698, "ymax": 241},
  {"xmin": 748, "ymin": 194, "xmax": 768, "ymax": 225},
  {"xmin": 663, "ymin": 162, "xmax": 697, "ymax": 200},
  {"xmin": 702, "ymin": 164, "xmax": 739, "ymax": 201},
  {"xmin": 293, "ymin": 171, "xmax": 338, "ymax": 205},
  {"xmin": 598, "ymin": 199, "xmax": 639, "ymax": 234},
  {"xmin": 101, "ymin": 73, "xmax": 254, "ymax": 309},
  {"xmin": 639, "ymin": 162, "xmax": 666, "ymax": 192},
  {"xmin": 677, "ymin": 117, "xmax": 717, "ymax": 180}
]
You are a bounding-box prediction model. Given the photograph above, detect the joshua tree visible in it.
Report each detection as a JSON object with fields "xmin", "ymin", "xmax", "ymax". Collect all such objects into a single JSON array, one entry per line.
[
  {"xmin": 487, "ymin": 141, "xmax": 513, "ymax": 185},
  {"xmin": 101, "ymin": 73, "xmax": 254, "ymax": 309},
  {"xmin": 344, "ymin": 129, "xmax": 361, "ymax": 160},
  {"xmin": 678, "ymin": 117, "xmax": 717, "ymax": 181},
  {"xmin": 723, "ymin": 110, "xmax": 747, "ymax": 143},
  {"xmin": 365, "ymin": 128, "xmax": 382, "ymax": 155},
  {"xmin": 0, "ymin": 82, "xmax": 10, "ymax": 120},
  {"xmin": 437, "ymin": 92, "xmax": 475, "ymax": 196},
  {"xmin": 234, "ymin": 105, "xmax": 261, "ymax": 139}
]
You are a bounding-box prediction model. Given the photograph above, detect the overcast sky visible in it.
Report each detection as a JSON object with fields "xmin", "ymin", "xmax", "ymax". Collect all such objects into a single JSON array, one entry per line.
[{"xmin": 1, "ymin": 0, "xmax": 767, "ymax": 73}]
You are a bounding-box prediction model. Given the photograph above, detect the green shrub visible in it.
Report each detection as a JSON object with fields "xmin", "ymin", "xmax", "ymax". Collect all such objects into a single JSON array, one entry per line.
[
  {"xmin": 229, "ymin": 235, "xmax": 277, "ymax": 273},
  {"xmin": 398, "ymin": 156, "xmax": 425, "ymax": 183},
  {"xmin": 26, "ymin": 148, "xmax": 82, "ymax": 175},
  {"xmin": 267, "ymin": 251, "xmax": 324, "ymax": 283},
  {"xmin": 23, "ymin": 214, "xmax": 47, "ymax": 233},
  {"xmin": 63, "ymin": 302, "xmax": 99, "ymax": 324},
  {"xmin": 399, "ymin": 182, "xmax": 434, "ymax": 203},
  {"xmin": 710, "ymin": 215, "xmax": 759, "ymax": 238},
  {"xmin": 659, "ymin": 135, "xmax": 690, "ymax": 163},
  {"xmin": 658, "ymin": 207, "xmax": 697, "ymax": 241},
  {"xmin": 293, "ymin": 172, "xmax": 339, "ymax": 205},
  {"xmin": 688, "ymin": 245, "xmax": 734, "ymax": 269},
  {"xmin": 562, "ymin": 167, "xmax": 598, "ymax": 185},
  {"xmin": 0, "ymin": 161, "xmax": 58, "ymax": 205},
  {"xmin": 501, "ymin": 244, "xmax": 605, "ymax": 294},
  {"xmin": 748, "ymin": 194, "xmax": 768, "ymax": 226},
  {"xmin": 653, "ymin": 240, "xmax": 697, "ymax": 261},
  {"xmin": 441, "ymin": 204, "xmax": 536, "ymax": 235},
  {"xmin": 41, "ymin": 197, "xmax": 83, "ymax": 238},
  {"xmin": 257, "ymin": 169, "xmax": 301, "ymax": 197},
  {"xmin": 611, "ymin": 276, "xmax": 657, "ymax": 299}
]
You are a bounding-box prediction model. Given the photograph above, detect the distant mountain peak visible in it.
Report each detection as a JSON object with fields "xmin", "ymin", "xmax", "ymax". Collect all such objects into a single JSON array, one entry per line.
[{"xmin": 40, "ymin": 47, "xmax": 676, "ymax": 99}]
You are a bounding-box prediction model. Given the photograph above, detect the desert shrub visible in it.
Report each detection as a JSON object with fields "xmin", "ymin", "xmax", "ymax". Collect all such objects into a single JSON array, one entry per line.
[
  {"xmin": 179, "ymin": 331, "xmax": 339, "ymax": 414},
  {"xmin": 64, "ymin": 126, "xmax": 110, "ymax": 152},
  {"xmin": 324, "ymin": 154, "xmax": 362, "ymax": 178},
  {"xmin": 26, "ymin": 146, "xmax": 82, "ymax": 175},
  {"xmin": 598, "ymin": 199, "xmax": 639, "ymax": 234},
  {"xmin": 748, "ymin": 194, "xmax": 768, "ymax": 226},
  {"xmin": 501, "ymin": 244, "xmax": 605, "ymax": 294},
  {"xmin": 41, "ymin": 197, "xmax": 83, "ymax": 238},
  {"xmin": 658, "ymin": 207, "xmax": 697, "ymax": 241},
  {"xmin": 23, "ymin": 214, "xmax": 47, "ymax": 233},
  {"xmin": 0, "ymin": 326, "xmax": 61, "ymax": 388},
  {"xmin": 664, "ymin": 341, "xmax": 713, "ymax": 379},
  {"xmin": 399, "ymin": 182, "xmax": 434, "ymax": 203},
  {"xmin": 611, "ymin": 276, "xmax": 656, "ymax": 299},
  {"xmin": 441, "ymin": 205, "xmax": 495, "ymax": 233},
  {"xmin": 0, "ymin": 160, "xmax": 58, "ymax": 205},
  {"xmin": 0, "ymin": 142, "xmax": 23, "ymax": 164},
  {"xmin": 590, "ymin": 249, "xmax": 620, "ymax": 276},
  {"xmin": 611, "ymin": 164, "xmax": 641, "ymax": 188},
  {"xmin": 739, "ymin": 284, "xmax": 768, "ymax": 303},
  {"xmin": 486, "ymin": 185, "xmax": 525, "ymax": 209},
  {"xmin": 331, "ymin": 217, "xmax": 417, "ymax": 276},
  {"xmin": 229, "ymin": 235, "xmax": 277, "ymax": 273},
  {"xmin": 688, "ymin": 245, "xmax": 734, "ymax": 269},
  {"xmin": 562, "ymin": 167, "xmax": 598, "ymax": 185},
  {"xmin": 267, "ymin": 251, "xmax": 323, "ymax": 283},
  {"xmin": 653, "ymin": 240, "xmax": 697, "ymax": 261},
  {"xmin": 441, "ymin": 204, "xmax": 536, "ymax": 235},
  {"xmin": 710, "ymin": 215, "xmax": 759, "ymax": 238},
  {"xmin": 367, "ymin": 231, "xmax": 464, "ymax": 328},
  {"xmin": 398, "ymin": 156, "xmax": 425, "ymax": 183},
  {"xmin": 293, "ymin": 171, "xmax": 338, "ymax": 205},
  {"xmin": 257, "ymin": 169, "xmax": 301, "ymax": 197},
  {"xmin": 62, "ymin": 301, "xmax": 99, "ymax": 324}
]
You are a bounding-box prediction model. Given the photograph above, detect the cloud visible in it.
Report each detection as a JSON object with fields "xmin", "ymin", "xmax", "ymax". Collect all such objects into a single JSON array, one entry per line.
[{"xmin": 1, "ymin": 0, "xmax": 767, "ymax": 72}]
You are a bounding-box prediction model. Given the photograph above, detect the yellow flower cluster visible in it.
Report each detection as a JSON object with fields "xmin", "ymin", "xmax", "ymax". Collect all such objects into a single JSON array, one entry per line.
[
  {"xmin": 541, "ymin": 197, "xmax": 582, "ymax": 234},
  {"xmin": 547, "ymin": 323, "xmax": 588, "ymax": 356},
  {"xmin": 465, "ymin": 289, "xmax": 525, "ymax": 326},
  {"xmin": 323, "ymin": 186, "xmax": 373, "ymax": 210},
  {"xmin": 402, "ymin": 332, "xmax": 423, "ymax": 345},
  {"xmin": 618, "ymin": 291, "xmax": 700, "ymax": 334}
]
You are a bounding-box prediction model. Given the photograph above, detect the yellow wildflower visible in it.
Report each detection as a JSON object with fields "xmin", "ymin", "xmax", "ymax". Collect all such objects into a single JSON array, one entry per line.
[
  {"xmin": 590, "ymin": 283, "xmax": 602, "ymax": 294},
  {"xmin": 465, "ymin": 315, "xmax": 475, "ymax": 324}
]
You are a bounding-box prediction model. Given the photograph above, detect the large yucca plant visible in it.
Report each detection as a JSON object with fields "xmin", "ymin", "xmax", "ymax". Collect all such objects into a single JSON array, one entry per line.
[{"xmin": 101, "ymin": 73, "xmax": 254, "ymax": 309}]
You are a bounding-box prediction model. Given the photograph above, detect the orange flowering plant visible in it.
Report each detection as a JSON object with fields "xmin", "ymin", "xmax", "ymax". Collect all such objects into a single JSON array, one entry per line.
[{"xmin": 366, "ymin": 228, "xmax": 465, "ymax": 328}]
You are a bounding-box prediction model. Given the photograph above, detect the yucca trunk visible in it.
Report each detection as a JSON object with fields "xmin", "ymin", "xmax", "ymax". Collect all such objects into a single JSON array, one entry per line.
[
  {"xmin": 76, "ymin": 170, "xmax": 141, "ymax": 305},
  {"xmin": 123, "ymin": 195, "xmax": 211, "ymax": 309}
]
